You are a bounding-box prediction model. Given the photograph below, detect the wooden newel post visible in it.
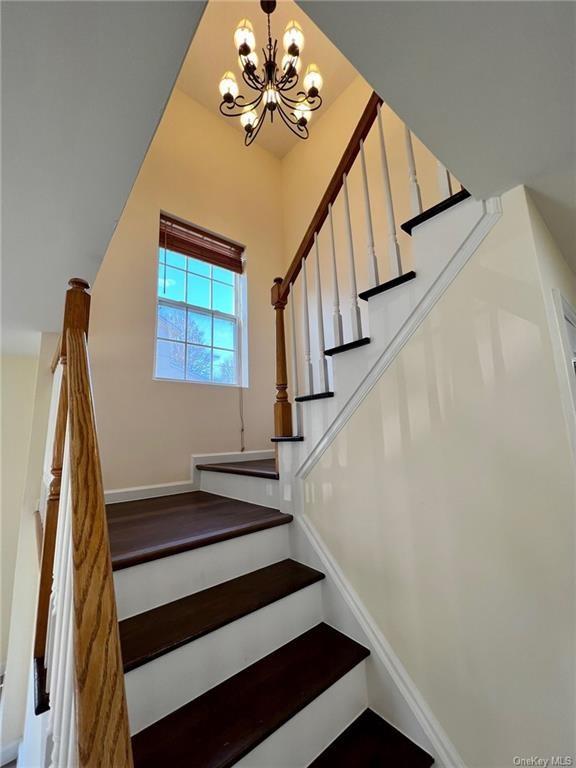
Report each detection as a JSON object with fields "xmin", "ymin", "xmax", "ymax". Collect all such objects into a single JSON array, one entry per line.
[
  {"xmin": 60, "ymin": 278, "xmax": 91, "ymax": 360},
  {"xmin": 271, "ymin": 277, "xmax": 293, "ymax": 437}
]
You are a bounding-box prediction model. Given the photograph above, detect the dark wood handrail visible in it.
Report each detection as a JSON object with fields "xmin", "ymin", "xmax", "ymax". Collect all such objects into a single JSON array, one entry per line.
[{"xmin": 276, "ymin": 91, "xmax": 383, "ymax": 302}]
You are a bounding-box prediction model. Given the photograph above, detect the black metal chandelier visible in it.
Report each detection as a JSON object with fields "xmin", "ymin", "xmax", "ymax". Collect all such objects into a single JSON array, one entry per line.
[{"xmin": 218, "ymin": 0, "xmax": 324, "ymax": 146}]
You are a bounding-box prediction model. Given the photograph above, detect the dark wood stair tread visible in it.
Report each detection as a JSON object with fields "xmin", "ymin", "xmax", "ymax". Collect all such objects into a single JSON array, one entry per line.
[
  {"xmin": 401, "ymin": 189, "xmax": 471, "ymax": 235},
  {"xmin": 324, "ymin": 337, "xmax": 371, "ymax": 356},
  {"xmin": 131, "ymin": 623, "xmax": 370, "ymax": 768},
  {"xmin": 359, "ymin": 270, "xmax": 417, "ymax": 301},
  {"xmin": 196, "ymin": 458, "xmax": 278, "ymax": 480},
  {"xmin": 271, "ymin": 435, "xmax": 305, "ymax": 442},
  {"xmin": 295, "ymin": 391, "xmax": 335, "ymax": 402},
  {"xmin": 120, "ymin": 559, "xmax": 324, "ymax": 672},
  {"xmin": 309, "ymin": 709, "xmax": 434, "ymax": 767},
  {"xmin": 107, "ymin": 491, "xmax": 291, "ymax": 571}
]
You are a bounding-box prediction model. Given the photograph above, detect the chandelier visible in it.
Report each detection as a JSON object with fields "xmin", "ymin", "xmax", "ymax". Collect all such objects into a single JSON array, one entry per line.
[{"xmin": 218, "ymin": 0, "xmax": 324, "ymax": 146}]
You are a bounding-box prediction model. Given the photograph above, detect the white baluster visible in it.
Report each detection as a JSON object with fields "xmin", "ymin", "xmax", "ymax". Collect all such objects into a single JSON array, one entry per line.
[
  {"xmin": 301, "ymin": 257, "xmax": 314, "ymax": 394},
  {"xmin": 328, "ymin": 203, "xmax": 343, "ymax": 347},
  {"xmin": 313, "ymin": 233, "xmax": 329, "ymax": 392},
  {"xmin": 343, "ymin": 173, "xmax": 363, "ymax": 341},
  {"xmin": 377, "ymin": 105, "xmax": 402, "ymax": 277},
  {"xmin": 359, "ymin": 139, "xmax": 379, "ymax": 287},
  {"xmin": 59, "ymin": 558, "xmax": 75, "ymax": 768},
  {"xmin": 52, "ymin": 520, "xmax": 73, "ymax": 768},
  {"xmin": 288, "ymin": 288, "xmax": 301, "ymax": 436},
  {"xmin": 437, "ymin": 160, "xmax": 453, "ymax": 199},
  {"xmin": 404, "ymin": 126, "xmax": 423, "ymax": 216}
]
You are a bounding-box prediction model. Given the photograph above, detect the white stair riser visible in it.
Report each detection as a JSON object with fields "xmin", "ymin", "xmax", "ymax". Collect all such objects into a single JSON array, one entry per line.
[
  {"xmin": 114, "ymin": 525, "xmax": 290, "ymax": 620},
  {"xmin": 126, "ymin": 583, "xmax": 323, "ymax": 735},
  {"xmin": 199, "ymin": 471, "xmax": 280, "ymax": 508},
  {"xmin": 234, "ymin": 663, "xmax": 368, "ymax": 768}
]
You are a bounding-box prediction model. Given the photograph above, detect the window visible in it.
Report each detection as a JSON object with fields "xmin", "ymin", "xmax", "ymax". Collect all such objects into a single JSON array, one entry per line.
[{"xmin": 155, "ymin": 214, "xmax": 245, "ymax": 385}]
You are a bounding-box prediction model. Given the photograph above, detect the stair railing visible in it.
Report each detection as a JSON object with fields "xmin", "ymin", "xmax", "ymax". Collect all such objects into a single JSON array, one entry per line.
[
  {"xmin": 271, "ymin": 92, "xmax": 461, "ymax": 437},
  {"xmin": 33, "ymin": 278, "xmax": 133, "ymax": 767}
]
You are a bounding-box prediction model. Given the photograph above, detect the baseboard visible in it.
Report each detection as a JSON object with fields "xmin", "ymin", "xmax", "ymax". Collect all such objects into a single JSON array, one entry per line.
[
  {"xmin": 293, "ymin": 513, "xmax": 466, "ymax": 768},
  {"xmin": 1, "ymin": 738, "xmax": 20, "ymax": 765},
  {"xmin": 105, "ymin": 480, "xmax": 197, "ymax": 504},
  {"xmin": 297, "ymin": 197, "xmax": 502, "ymax": 479}
]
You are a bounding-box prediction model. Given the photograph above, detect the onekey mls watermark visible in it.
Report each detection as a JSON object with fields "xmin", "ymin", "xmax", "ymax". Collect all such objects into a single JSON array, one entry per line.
[{"xmin": 513, "ymin": 758, "xmax": 573, "ymax": 767}]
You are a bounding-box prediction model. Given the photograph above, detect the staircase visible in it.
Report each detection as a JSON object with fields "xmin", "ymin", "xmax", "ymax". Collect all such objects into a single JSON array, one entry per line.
[{"xmin": 107, "ymin": 483, "xmax": 434, "ymax": 766}]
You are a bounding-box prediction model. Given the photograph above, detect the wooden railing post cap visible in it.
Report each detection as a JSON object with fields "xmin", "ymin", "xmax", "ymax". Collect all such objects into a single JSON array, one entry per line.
[
  {"xmin": 271, "ymin": 276, "xmax": 286, "ymax": 308},
  {"xmin": 68, "ymin": 278, "xmax": 90, "ymax": 292}
]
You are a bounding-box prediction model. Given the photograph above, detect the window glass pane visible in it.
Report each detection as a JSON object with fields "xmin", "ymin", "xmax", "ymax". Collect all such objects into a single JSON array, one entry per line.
[
  {"xmin": 213, "ymin": 317, "xmax": 235, "ymax": 350},
  {"xmin": 186, "ymin": 344, "xmax": 212, "ymax": 382},
  {"xmin": 157, "ymin": 304, "xmax": 186, "ymax": 341},
  {"xmin": 158, "ymin": 265, "xmax": 186, "ymax": 302},
  {"xmin": 187, "ymin": 258, "xmax": 211, "ymax": 277},
  {"xmin": 155, "ymin": 340, "xmax": 185, "ymax": 380},
  {"xmin": 159, "ymin": 248, "xmax": 165, "ymax": 265},
  {"xmin": 166, "ymin": 249, "xmax": 187, "ymax": 270},
  {"xmin": 213, "ymin": 281, "xmax": 234, "ymax": 315},
  {"xmin": 213, "ymin": 266, "xmax": 234, "ymax": 285},
  {"xmin": 213, "ymin": 349, "xmax": 236, "ymax": 384},
  {"xmin": 187, "ymin": 310, "xmax": 212, "ymax": 346},
  {"xmin": 187, "ymin": 274, "xmax": 211, "ymax": 309}
]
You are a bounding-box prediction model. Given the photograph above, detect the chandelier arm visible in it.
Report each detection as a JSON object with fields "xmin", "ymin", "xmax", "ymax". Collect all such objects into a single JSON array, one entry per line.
[
  {"xmin": 278, "ymin": 90, "xmax": 323, "ymax": 111},
  {"xmin": 275, "ymin": 70, "xmax": 299, "ymax": 91},
  {"xmin": 219, "ymin": 91, "xmax": 264, "ymax": 118},
  {"xmin": 276, "ymin": 100, "xmax": 309, "ymax": 140},
  {"xmin": 241, "ymin": 66, "xmax": 265, "ymax": 91},
  {"xmin": 245, "ymin": 105, "xmax": 269, "ymax": 146}
]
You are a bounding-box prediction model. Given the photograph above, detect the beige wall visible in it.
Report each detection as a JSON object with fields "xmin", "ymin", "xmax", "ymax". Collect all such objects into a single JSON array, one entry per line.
[
  {"xmin": 303, "ymin": 186, "xmax": 576, "ymax": 767},
  {"xmin": 90, "ymin": 89, "xmax": 286, "ymax": 489},
  {"xmin": 1, "ymin": 334, "xmax": 56, "ymax": 750},
  {"xmin": 1, "ymin": 355, "xmax": 38, "ymax": 669}
]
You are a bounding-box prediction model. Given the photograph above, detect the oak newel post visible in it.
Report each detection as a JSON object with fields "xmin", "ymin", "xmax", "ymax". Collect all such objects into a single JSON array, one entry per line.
[{"xmin": 272, "ymin": 277, "xmax": 293, "ymax": 437}]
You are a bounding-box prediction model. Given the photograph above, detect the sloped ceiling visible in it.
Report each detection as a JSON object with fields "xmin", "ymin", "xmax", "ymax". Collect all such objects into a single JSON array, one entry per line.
[
  {"xmin": 299, "ymin": 0, "xmax": 576, "ymax": 266},
  {"xmin": 1, "ymin": 1, "xmax": 206, "ymax": 353}
]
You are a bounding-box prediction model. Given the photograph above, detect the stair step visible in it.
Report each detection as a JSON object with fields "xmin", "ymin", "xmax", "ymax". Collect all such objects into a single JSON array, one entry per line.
[
  {"xmin": 271, "ymin": 435, "xmax": 305, "ymax": 442},
  {"xmin": 324, "ymin": 337, "xmax": 371, "ymax": 357},
  {"xmin": 131, "ymin": 623, "xmax": 369, "ymax": 768},
  {"xmin": 107, "ymin": 491, "xmax": 291, "ymax": 571},
  {"xmin": 401, "ymin": 189, "xmax": 471, "ymax": 235},
  {"xmin": 309, "ymin": 709, "xmax": 434, "ymax": 767},
  {"xmin": 120, "ymin": 559, "xmax": 324, "ymax": 672},
  {"xmin": 295, "ymin": 391, "xmax": 335, "ymax": 402},
  {"xmin": 196, "ymin": 458, "xmax": 278, "ymax": 480},
  {"xmin": 358, "ymin": 270, "xmax": 417, "ymax": 301}
]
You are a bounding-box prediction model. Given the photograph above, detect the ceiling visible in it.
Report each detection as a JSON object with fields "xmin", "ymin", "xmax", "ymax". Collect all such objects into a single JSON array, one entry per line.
[
  {"xmin": 177, "ymin": 0, "xmax": 358, "ymax": 158},
  {"xmin": 2, "ymin": 1, "xmax": 206, "ymax": 353},
  {"xmin": 299, "ymin": 0, "xmax": 576, "ymax": 266}
]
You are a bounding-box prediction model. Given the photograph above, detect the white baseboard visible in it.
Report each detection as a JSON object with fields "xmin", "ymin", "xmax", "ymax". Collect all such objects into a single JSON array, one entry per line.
[
  {"xmin": 105, "ymin": 480, "xmax": 197, "ymax": 504},
  {"xmin": 1, "ymin": 739, "xmax": 20, "ymax": 765},
  {"xmin": 293, "ymin": 513, "xmax": 466, "ymax": 768}
]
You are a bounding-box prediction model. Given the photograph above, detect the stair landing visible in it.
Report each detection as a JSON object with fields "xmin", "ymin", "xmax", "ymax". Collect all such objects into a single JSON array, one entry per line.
[{"xmin": 107, "ymin": 491, "xmax": 291, "ymax": 571}]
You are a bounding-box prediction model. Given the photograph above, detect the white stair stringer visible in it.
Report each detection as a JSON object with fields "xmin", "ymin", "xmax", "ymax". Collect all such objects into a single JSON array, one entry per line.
[
  {"xmin": 126, "ymin": 582, "xmax": 323, "ymax": 735},
  {"xmin": 277, "ymin": 195, "xmax": 501, "ymax": 488},
  {"xmin": 114, "ymin": 524, "xmax": 290, "ymax": 620},
  {"xmin": 234, "ymin": 663, "xmax": 368, "ymax": 768}
]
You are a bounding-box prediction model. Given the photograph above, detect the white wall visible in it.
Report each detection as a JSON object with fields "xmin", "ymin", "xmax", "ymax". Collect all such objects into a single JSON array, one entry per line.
[
  {"xmin": 302, "ymin": 186, "xmax": 576, "ymax": 767},
  {"xmin": 89, "ymin": 89, "xmax": 286, "ymax": 490}
]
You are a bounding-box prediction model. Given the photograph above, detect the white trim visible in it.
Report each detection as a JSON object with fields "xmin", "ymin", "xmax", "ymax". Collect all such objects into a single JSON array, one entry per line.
[
  {"xmin": 294, "ymin": 513, "xmax": 466, "ymax": 768},
  {"xmin": 297, "ymin": 197, "xmax": 502, "ymax": 479},
  {"xmin": 104, "ymin": 480, "xmax": 197, "ymax": 504},
  {"xmin": 105, "ymin": 450, "xmax": 275, "ymax": 504},
  {"xmin": 551, "ymin": 290, "xmax": 576, "ymax": 461},
  {"xmin": 1, "ymin": 739, "xmax": 20, "ymax": 766}
]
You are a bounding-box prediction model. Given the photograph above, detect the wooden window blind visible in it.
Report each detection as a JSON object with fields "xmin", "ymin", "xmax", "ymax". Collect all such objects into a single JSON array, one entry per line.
[{"xmin": 159, "ymin": 214, "xmax": 244, "ymax": 274}]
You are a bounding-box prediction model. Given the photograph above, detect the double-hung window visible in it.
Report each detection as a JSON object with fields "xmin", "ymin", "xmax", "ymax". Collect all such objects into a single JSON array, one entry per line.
[{"xmin": 155, "ymin": 213, "xmax": 245, "ymax": 385}]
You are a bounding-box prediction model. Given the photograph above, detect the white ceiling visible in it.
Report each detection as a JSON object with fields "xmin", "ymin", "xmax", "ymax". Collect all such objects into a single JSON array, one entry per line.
[
  {"xmin": 299, "ymin": 0, "xmax": 576, "ymax": 266},
  {"xmin": 177, "ymin": 0, "xmax": 358, "ymax": 158},
  {"xmin": 2, "ymin": 1, "xmax": 206, "ymax": 353}
]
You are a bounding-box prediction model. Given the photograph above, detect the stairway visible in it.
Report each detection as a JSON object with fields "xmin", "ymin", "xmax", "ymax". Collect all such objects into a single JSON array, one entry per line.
[{"xmin": 107, "ymin": 490, "xmax": 434, "ymax": 766}]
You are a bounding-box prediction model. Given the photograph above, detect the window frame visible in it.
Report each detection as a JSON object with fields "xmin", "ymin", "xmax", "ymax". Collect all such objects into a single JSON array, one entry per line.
[{"xmin": 153, "ymin": 237, "xmax": 246, "ymax": 388}]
